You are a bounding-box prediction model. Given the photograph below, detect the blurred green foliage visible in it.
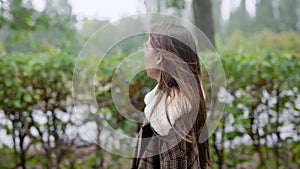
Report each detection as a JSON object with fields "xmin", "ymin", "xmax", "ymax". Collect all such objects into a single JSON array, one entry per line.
[
  {"xmin": 0, "ymin": 50, "xmax": 76, "ymax": 168},
  {"xmin": 224, "ymin": 29, "xmax": 300, "ymax": 53},
  {"xmin": 225, "ymin": 0, "xmax": 300, "ymax": 37},
  {"xmin": 0, "ymin": 49, "xmax": 299, "ymax": 168},
  {"xmin": 0, "ymin": 0, "xmax": 79, "ymax": 54},
  {"xmin": 210, "ymin": 49, "xmax": 300, "ymax": 168},
  {"xmin": 0, "ymin": 0, "xmax": 300, "ymax": 168}
]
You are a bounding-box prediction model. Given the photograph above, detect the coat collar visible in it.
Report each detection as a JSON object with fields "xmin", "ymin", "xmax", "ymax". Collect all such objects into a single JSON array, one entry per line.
[{"xmin": 143, "ymin": 84, "xmax": 191, "ymax": 136}]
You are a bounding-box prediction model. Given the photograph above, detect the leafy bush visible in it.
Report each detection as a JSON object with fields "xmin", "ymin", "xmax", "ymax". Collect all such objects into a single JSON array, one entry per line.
[
  {"xmin": 0, "ymin": 51, "xmax": 75, "ymax": 168},
  {"xmin": 225, "ymin": 29, "xmax": 300, "ymax": 52},
  {"xmin": 210, "ymin": 49, "xmax": 300, "ymax": 168},
  {"xmin": 0, "ymin": 49, "xmax": 299, "ymax": 168}
]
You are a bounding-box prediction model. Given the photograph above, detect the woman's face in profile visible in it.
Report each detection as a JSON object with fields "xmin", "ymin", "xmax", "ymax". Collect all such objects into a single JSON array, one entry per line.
[{"xmin": 144, "ymin": 37, "xmax": 161, "ymax": 81}]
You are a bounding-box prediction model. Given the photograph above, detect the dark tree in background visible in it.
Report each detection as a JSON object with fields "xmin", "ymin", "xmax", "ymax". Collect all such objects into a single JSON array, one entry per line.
[
  {"xmin": 226, "ymin": 0, "xmax": 252, "ymax": 37},
  {"xmin": 193, "ymin": 0, "xmax": 215, "ymax": 46},
  {"xmin": 145, "ymin": 0, "xmax": 216, "ymax": 47},
  {"xmin": 227, "ymin": 0, "xmax": 300, "ymax": 36}
]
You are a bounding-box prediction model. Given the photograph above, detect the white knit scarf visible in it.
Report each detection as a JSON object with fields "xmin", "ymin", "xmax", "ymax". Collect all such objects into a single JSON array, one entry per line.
[{"xmin": 144, "ymin": 84, "xmax": 192, "ymax": 136}]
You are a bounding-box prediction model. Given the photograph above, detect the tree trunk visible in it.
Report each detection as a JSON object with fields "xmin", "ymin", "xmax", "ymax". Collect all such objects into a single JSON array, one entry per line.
[
  {"xmin": 249, "ymin": 116, "xmax": 266, "ymax": 168},
  {"xmin": 193, "ymin": 0, "xmax": 215, "ymax": 47},
  {"xmin": 212, "ymin": 131, "xmax": 224, "ymax": 169}
]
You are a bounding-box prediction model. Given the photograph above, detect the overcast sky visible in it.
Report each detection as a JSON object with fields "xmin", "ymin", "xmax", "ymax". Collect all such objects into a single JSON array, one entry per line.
[
  {"xmin": 30, "ymin": 0, "xmax": 256, "ymax": 21},
  {"xmin": 66, "ymin": 0, "xmax": 256, "ymax": 21}
]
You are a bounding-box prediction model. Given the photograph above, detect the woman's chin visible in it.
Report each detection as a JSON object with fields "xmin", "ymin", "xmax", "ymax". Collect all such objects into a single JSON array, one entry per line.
[
  {"xmin": 146, "ymin": 69, "xmax": 160, "ymax": 82},
  {"xmin": 146, "ymin": 74, "xmax": 156, "ymax": 81},
  {"xmin": 146, "ymin": 74, "xmax": 154, "ymax": 80}
]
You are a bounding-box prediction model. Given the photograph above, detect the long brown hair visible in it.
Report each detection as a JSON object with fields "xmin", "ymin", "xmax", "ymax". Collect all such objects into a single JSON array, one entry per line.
[{"xmin": 149, "ymin": 23, "xmax": 211, "ymax": 168}]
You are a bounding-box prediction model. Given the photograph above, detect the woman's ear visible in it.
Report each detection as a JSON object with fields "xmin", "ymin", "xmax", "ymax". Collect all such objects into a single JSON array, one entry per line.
[{"xmin": 156, "ymin": 53, "xmax": 163, "ymax": 65}]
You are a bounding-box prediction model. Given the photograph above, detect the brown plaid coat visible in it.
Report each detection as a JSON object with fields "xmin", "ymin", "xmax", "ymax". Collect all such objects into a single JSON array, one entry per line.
[{"xmin": 131, "ymin": 118, "xmax": 204, "ymax": 169}]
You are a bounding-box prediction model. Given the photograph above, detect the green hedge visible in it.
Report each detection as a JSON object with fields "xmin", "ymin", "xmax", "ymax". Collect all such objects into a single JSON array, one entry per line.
[
  {"xmin": 0, "ymin": 51, "xmax": 74, "ymax": 111},
  {"xmin": 225, "ymin": 30, "xmax": 300, "ymax": 53},
  {"xmin": 0, "ymin": 49, "xmax": 299, "ymax": 168},
  {"xmin": 213, "ymin": 49, "xmax": 300, "ymax": 168},
  {"xmin": 0, "ymin": 51, "xmax": 75, "ymax": 168}
]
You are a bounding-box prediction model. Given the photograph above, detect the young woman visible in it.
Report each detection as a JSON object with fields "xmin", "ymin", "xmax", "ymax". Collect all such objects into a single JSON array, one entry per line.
[{"xmin": 131, "ymin": 23, "xmax": 211, "ymax": 169}]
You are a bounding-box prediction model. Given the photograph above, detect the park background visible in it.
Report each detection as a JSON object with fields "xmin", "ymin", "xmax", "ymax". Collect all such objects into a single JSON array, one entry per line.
[{"xmin": 0, "ymin": 0, "xmax": 300, "ymax": 168}]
